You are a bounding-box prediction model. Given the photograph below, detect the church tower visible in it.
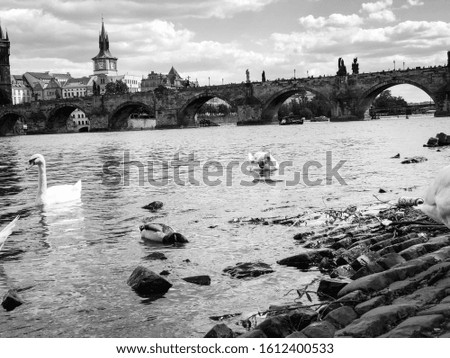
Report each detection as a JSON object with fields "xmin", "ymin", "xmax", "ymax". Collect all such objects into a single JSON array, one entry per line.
[
  {"xmin": 92, "ymin": 20, "xmax": 118, "ymax": 75},
  {"xmin": 0, "ymin": 24, "xmax": 12, "ymax": 105}
]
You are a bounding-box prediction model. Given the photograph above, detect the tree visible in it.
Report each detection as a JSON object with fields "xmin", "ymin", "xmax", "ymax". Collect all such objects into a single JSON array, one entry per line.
[
  {"xmin": 104, "ymin": 80, "xmax": 129, "ymax": 95},
  {"xmin": 373, "ymin": 90, "xmax": 407, "ymax": 110}
]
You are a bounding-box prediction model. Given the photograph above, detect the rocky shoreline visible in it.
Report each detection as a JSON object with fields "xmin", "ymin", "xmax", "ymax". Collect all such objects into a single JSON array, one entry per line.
[{"xmin": 204, "ymin": 202, "xmax": 450, "ymax": 338}]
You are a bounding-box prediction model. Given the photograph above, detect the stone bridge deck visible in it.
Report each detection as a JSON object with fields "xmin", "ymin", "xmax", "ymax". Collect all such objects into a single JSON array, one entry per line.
[{"xmin": 1, "ymin": 62, "xmax": 449, "ymax": 135}]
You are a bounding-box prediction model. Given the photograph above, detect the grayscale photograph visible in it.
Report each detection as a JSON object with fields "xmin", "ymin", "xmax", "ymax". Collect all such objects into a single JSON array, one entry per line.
[{"xmin": 0, "ymin": 0, "xmax": 450, "ymax": 347}]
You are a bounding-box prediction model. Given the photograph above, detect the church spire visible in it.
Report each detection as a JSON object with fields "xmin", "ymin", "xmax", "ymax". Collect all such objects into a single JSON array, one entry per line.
[{"xmin": 92, "ymin": 18, "xmax": 118, "ymax": 75}]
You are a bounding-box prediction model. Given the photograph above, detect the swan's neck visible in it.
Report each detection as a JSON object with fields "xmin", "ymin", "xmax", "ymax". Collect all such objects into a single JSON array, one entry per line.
[{"xmin": 37, "ymin": 163, "xmax": 47, "ymax": 197}]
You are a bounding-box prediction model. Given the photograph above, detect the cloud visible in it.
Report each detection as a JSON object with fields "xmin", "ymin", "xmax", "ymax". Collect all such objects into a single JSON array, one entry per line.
[
  {"xmin": 403, "ymin": 0, "xmax": 424, "ymax": 8},
  {"xmin": 299, "ymin": 14, "xmax": 363, "ymax": 29},
  {"xmin": 361, "ymin": 0, "xmax": 396, "ymax": 22}
]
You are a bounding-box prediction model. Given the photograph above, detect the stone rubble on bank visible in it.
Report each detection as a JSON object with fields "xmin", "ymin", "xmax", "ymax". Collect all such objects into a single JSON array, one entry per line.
[{"xmin": 206, "ymin": 203, "xmax": 450, "ymax": 338}]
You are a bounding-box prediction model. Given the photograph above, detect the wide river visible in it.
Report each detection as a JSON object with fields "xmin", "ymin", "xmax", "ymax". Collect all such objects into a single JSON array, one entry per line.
[{"xmin": 0, "ymin": 115, "xmax": 449, "ymax": 337}]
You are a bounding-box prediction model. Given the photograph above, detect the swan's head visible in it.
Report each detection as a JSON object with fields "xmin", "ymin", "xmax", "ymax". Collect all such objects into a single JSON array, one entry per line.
[{"xmin": 27, "ymin": 154, "xmax": 45, "ymax": 169}]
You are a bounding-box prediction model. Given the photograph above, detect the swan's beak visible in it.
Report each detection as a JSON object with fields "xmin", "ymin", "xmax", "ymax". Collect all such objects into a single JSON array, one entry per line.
[{"xmin": 26, "ymin": 159, "xmax": 36, "ymax": 170}]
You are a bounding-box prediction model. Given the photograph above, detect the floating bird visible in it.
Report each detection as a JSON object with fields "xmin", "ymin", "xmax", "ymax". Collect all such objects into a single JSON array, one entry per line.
[
  {"xmin": 417, "ymin": 165, "xmax": 450, "ymax": 228},
  {"xmin": 139, "ymin": 223, "xmax": 188, "ymax": 244},
  {"xmin": 27, "ymin": 154, "xmax": 82, "ymax": 205},
  {"xmin": 0, "ymin": 216, "xmax": 19, "ymax": 251},
  {"xmin": 248, "ymin": 151, "xmax": 279, "ymax": 172}
]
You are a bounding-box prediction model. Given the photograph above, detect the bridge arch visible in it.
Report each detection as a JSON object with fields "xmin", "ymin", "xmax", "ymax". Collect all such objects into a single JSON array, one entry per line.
[
  {"xmin": 109, "ymin": 101, "xmax": 155, "ymax": 130},
  {"xmin": 47, "ymin": 103, "xmax": 88, "ymax": 132},
  {"xmin": 261, "ymin": 86, "xmax": 332, "ymax": 122},
  {"xmin": 0, "ymin": 110, "xmax": 26, "ymax": 136},
  {"xmin": 357, "ymin": 78, "xmax": 437, "ymax": 118},
  {"xmin": 178, "ymin": 92, "xmax": 234, "ymax": 127}
]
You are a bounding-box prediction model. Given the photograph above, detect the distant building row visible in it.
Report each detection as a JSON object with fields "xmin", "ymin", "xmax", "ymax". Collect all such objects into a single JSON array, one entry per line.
[{"xmin": 9, "ymin": 20, "xmax": 198, "ymax": 105}]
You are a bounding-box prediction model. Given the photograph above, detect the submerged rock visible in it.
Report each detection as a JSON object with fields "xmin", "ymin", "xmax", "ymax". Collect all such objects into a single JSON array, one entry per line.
[
  {"xmin": 142, "ymin": 201, "xmax": 164, "ymax": 212},
  {"xmin": 223, "ymin": 262, "xmax": 274, "ymax": 279},
  {"xmin": 182, "ymin": 275, "xmax": 211, "ymax": 286},
  {"xmin": 144, "ymin": 252, "xmax": 167, "ymax": 260},
  {"xmin": 1, "ymin": 289, "xmax": 24, "ymax": 311},
  {"xmin": 401, "ymin": 156, "xmax": 427, "ymax": 164}
]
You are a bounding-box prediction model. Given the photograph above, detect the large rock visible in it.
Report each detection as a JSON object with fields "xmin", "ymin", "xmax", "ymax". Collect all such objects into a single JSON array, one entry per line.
[
  {"xmin": 223, "ymin": 262, "xmax": 273, "ymax": 279},
  {"xmin": 127, "ymin": 266, "xmax": 172, "ymax": 297}
]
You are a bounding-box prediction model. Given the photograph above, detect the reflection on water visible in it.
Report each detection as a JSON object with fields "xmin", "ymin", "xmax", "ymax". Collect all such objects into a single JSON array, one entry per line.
[{"xmin": 0, "ymin": 116, "xmax": 449, "ymax": 337}]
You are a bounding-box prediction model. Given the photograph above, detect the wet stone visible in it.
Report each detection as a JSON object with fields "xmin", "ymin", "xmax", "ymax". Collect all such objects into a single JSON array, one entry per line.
[
  {"xmin": 182, "ymin": 275, "xmax": 211, "ymax": 286},
  {"xmin": 324, "ymin": 306, "xmax": 358, "ymax": 329},
  {"xmin": 223, "ymin": 262, "xmax": 274, "ymax": 279},
  {"xmin": 144, "ymin": 252, "xmax": 167, "ymax": 260},
  {"xmin": 142, "ymin": 201, "xmax": 164, "ymax": 212},
  {"xmin": 277, "ymin": 249, "xmax": 334, "ymax": 269},
  {"xmin": 239, "ymin": 329, "xmax": 268, "ymax": 338},
  {"xmin": 376, "ymin": 253, "xmax": 406, "ymax": 270},
  {"xmin": 204, "ymin": 323, "xmax": 234, "ymax": 338},
  {"xmin": 256, "ymin": 314, "xmax": 293, "ymax": 338},
  {"xmin": 1, "ymin": 289, "xmax": 24, "ymax": 312},
  {"xmin": 286, "ymin": 331, "xmax": 308, "ymax": 338},
  {"xmin": 336, "ymin": 290, "xmax": 368, "ymax": 306},
  {"xmin": 317, "ymin": 278, "xmax": 351, "ymax": 299},
  {"xmin": 335, "ymin": 303, "xmax": 417, "ymax": 338},
  {"xmin": 393, "ymin": 286, "xmax": 448, "ymax": 307},
  {"xmin": 417, "ymin": 303, "xmax": 450, "ymax": 317},
  {"xmin": 350, "ymin": 262, "xmax": 385, "ymax": 280},
  {"xmin": 354, "ymin": 296, "xmax": 386, "ymax": 316},
  {"xmin": 382, "ymin": 314, "xmax": 445, "ymax": 338},
  {"xmin": 301, "ymin": 321, "xmax": 336, "ymax": 338}
]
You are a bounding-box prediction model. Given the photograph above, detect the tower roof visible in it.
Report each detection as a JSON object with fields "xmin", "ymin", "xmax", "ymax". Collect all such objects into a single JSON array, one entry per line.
[{"xmin": 92, "ymin": 20, "xmax": 117, "ymax": 60}]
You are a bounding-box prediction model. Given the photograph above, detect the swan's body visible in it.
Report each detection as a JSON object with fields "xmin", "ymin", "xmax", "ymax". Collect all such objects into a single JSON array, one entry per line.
[
  {"xmin": 248, "ymin": 152, "xmax": 279, "ymax": 172},
  {"xmin": 28, "ymin": 154, "xmax": 82, "ymax": 205},
  {"xmin": 417, "ymin": 165, "xmax": 450, "ymax": 228},
  {"xmin": 0, "ymin": 216, "xmax": 19, "ymax": 251},
  {"xmin": 139, "ymin": 223, "xmax": 188, "ymax": 244}
]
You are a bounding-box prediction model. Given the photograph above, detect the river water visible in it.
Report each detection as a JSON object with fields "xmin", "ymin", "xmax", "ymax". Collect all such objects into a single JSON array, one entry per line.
[{"xmin": 0, "ymin": 115, "xmax": 449, "ymax": 337}]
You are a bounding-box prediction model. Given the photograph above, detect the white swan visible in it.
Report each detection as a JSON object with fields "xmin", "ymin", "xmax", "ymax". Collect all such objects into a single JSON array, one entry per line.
[
  {"xmin": 0, "ymin": 216, "xmax": 19, "ymax": 251},
  {"xmin": 248, "ymin": 151, "xmax": 279, "ymax": 172},
  {"xmin": 417, "ymin": 165, "xmax": 450, "ymax": 228},
  {"xmin": 139, "ymin": 223, "xmax": 189, "ymax": 244},
  {"xmin": 27, "ymin": 154, "xmax": 82, "ymax": 205}
]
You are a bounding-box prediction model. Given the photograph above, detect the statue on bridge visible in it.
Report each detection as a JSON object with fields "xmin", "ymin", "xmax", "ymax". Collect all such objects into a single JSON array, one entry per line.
[
  {"xmin": 262, "ymin": 71, "xmax": 266, "ymax": 82},
  {"xmin": 337, "ymin": 57, "xmax": 348, "ymax": 76},
  {"xmin": 352, "ymin": 58, "xmax": 359, "ymax": 75},
  {"xmin": 246, "ymin": 69, "xmax": 250, "ymax": 83}
]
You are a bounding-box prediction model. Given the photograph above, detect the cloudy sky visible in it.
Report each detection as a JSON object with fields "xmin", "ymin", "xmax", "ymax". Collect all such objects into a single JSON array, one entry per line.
[{"xmin": 1, "ymin": 0, "xmax": 449, "ymax": 101}]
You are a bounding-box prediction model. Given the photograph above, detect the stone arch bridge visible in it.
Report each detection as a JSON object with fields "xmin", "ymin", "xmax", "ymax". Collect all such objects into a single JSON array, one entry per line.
[{"xmin": 1, "ymin": 64, "xmax": 450, "ymax": 135}]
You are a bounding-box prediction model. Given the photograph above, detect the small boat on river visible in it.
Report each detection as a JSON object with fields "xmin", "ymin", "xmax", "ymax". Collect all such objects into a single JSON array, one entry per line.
[{"xmin": 279, "ymin": 115, "xmax": 304, "ymax": 125}]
